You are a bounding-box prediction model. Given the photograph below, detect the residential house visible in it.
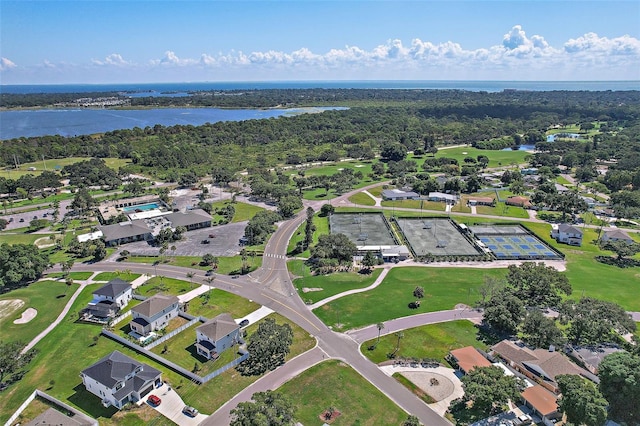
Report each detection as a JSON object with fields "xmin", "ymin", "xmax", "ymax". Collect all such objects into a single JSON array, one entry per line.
[
  {"xmin": 554, "ymin": 183, "xmax": 570, "ymax": 193},
  {"xmin": 580, "ymin": 196, "xmax": 597, "ymax": 209},
  {"xmin": 448, "ymin": 346, "xmax": 491, "ymax": 374},
  {"xmin": 80, "ymin": 351, "xmax": 162, "ymax": 409},
  {"xmin": 100, "ymin": 220, "xmax": 152, "ymax": 247},
  {"xmin": 467, "ymin": 196, "xmax": 495, "ymax": 206},
  {"xmin": 81, "ymin": 279, "xmax": 132, "ymax": 323},
  {"xmin": 165, "ymin": 209, "xmax": 212, "ymax": 231},
  {"xmin": 521, "ymin": 385, "xmax": 560, "ymax": 426},
  {"xmin": 26, "ymin": 408, "xmax": 94, "ymax": 426},
  {"xmin": 381, "ymin": 189, "xmax": 420, "ymax": 201},
  {"xmin": 601, "ymin": 229, "xmax": 634, "ymax": 245},
  {"xmin": 551, "ymin": 223, "xmax": 583, "ymax": 246},
  {"xmin": 505, "ymin": 196, "xmax": 533, "ymax": 209},
  {"xmin": 195, "ymin": 313, "xmax": 241, "ymax": 360},
  {"xmin": 428, "ymin": 192, "xmax": 458, "ymax": 205},
  {"xmin": 490, "ymin": 340, "xmax": 593, "ymax": 394},
  {"xmin": 130, "ymin": 294, "xmax": 180, "ymax": 336},
  {"xmin": 520, "ymin": 168, "xmax": 538, "ymax": 176},
  {"xmin": 567, "ymin": 345, "xmax": 624, "ymax": 375}
]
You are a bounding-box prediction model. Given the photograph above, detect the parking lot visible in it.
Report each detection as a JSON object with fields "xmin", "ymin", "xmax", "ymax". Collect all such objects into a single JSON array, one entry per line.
[
  {"xmin": 0, "ymin": 207, "xmax": 55, "ymax": 231},
  {"xmin": 123, "ymin": 221, "xmax": 247, "ymax": 257}
]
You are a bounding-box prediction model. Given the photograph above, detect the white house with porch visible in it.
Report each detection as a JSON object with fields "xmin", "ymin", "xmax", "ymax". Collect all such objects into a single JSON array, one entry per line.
[
  {"xmin": 129, "ymin": 294, "xmax": 180, "ymax": 336},
  {"xmin": 195, "ymin": 313, "xmax": 241, "ymax": 360}
]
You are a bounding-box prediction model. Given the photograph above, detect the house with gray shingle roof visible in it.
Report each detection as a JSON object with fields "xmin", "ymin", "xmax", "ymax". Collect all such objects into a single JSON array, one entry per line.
[
  {"xmin": 381, "ymin": 189, "xmax": 420, "ymax": 201},
  {"xmin": 165, "ymin": 208, "xmax": 212, "ymax": 230},
  {"xmin": 195, "ymin": 313, "xmax": 241, "ymax": 360},
  {"xmin": 26, "ymin": 407, "xmax": 94, "ymax": 426},
  {"xmin": 80, "ymin": 351, "xmax": 162, "ymax": 409},
  {"xmin": 602, "ymin": 229, "xmax": 634, "ymax": 245},
  {"xmin": 130, "ymin": 294, "xmax": 180, "ymax": 336},
  {"xmin": 551, "ymin": 223, "xmax": 583, "ymax": 246},
  {"xmin": 99, "ymin": 220, "xmax": 152, "ymax": 247},
  {"xmin": 80, "ymin": 279, "xmax": 132, "ymax": 323}
]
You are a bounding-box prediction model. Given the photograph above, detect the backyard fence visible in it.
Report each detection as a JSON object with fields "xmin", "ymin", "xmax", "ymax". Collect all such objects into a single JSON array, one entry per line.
[
  {"xmin": 145, "ymin": 317, "xmax": 201, "ymax": 350},
  {"xmin": 108, "ymin": 310, "xmax": 132, "ymax": 327},
  {"xmin": 4, "ymin": 390, "xmax": 98, "ymax": 426},
  {"xmin": 199, "ymin": 350, "xmax": 250, "ymax": 382}
]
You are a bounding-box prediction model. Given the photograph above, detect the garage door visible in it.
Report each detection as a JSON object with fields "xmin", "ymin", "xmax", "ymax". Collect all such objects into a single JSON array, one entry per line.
[{"xmin": 139, "ymin": 384, "xmax": 153, "ymax": 399}]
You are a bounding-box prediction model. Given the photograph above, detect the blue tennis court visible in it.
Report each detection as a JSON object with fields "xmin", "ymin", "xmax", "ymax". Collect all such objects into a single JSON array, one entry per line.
[{"xmin": 470, "ymin": 224, "xmax": 562, "ymax": 260}]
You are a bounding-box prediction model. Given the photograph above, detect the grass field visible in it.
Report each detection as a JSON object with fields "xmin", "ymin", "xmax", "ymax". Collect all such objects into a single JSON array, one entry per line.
[
  {"xmin": 185, "ymin": 288, "xmax": 260, "ymax": 319},
  {"xmin": 135, "ymin": 276, "xmax": 191, "ymax": 296},
  {"xmin": 411, "ymin": 146, "xmax": 529, "ymax": 168},
  {"xmin": 0, "ymin": 280, "xmax": 77, "ymax": 344},
  {"xmin": 211, "ymin": 201, "xmax": 265, "ymax": 223},
  {"xmin": 292, "ymin": 265, "xmax": 383, "ymax": 304},
  {"xmin": 347, "ymin": 191, "xmax": 377, "ymax": 206},
  {"xmin": 362, "ymin": 320, "xmax": 486, "ymax": 364},
  {"xmin": 476, "ymin": 202, "xmax": 529, "ymax": 218},
  {"xmin": 0, "ymin": 282, "xmax": 314, "ymax": 425},
  {"xmin": 126, "ymin": 254, "xmax": 262, "ymax": 275},
  {"xmin": 287, "ymin": 215, "xmax": 329, "ymax": 257},
  {"xmin": 92, "ymin": 272, "xmax": 141, "ymax": 282},
  {"xmin": 0, "ymin": 232, "xmax": 52, "ymax": 246},
  {"xmin": 2, "ymin": 157, "xmax": 131, "ymax": 179},
  {"xmin": 381, "ymin": 199, "xmax": 447, "ymax": 211},
  {"xmin": 278, "ymin": 360, "xmax": 407, "ymax": 426},
  {"xmin": 46, "ymin": 272, "xmax": 93, "ymax": 280},
  {"xmin": 313, "ymin": 267, "xmax": 504, "ymax": 330}
]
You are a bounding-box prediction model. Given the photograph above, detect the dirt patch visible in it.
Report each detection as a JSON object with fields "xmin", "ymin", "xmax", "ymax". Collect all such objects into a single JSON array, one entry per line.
[
  {"xmin": 34, "ymin": 237, "xmax": 56, "ymax": 249},
  {"xmin": 319, "ymin": 409, "xmax": 342, "ymax": 424},
  {"xmin": 14, "ymin": 308, "xmax": 37, "ymax": 324},
  {"xmin": 302, "ymin": 287, "xmax": 323, "ymax": 293},
  {"xmin": 0, "ymin": 299, "xmax": 25, "ymax": 321},
  {"xmin": 399, "ymin": 371, "xmax": 454, "ymax": 402}
]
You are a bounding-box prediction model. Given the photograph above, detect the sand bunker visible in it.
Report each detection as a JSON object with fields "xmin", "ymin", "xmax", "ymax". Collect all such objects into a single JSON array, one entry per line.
[
  {"xmin": 0, "ymin": 299, "xmax": 25, "ymax": 321},
  {"xmin": 399, "ymin": 371, "xmax": 454, "ymax": 402},
  {"xmin": 302, "ymin": 287, "xmax": 323, "ymax": 293},
  {"xmin": 14, "ymin": 308, "xmax": 37, "ymax": 324}
]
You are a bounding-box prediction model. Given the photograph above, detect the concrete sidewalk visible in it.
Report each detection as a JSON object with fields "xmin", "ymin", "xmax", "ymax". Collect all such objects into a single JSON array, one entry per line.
[
  {"xmin": 308, "ymin": 267, "xmax": 390, "ymax": 310},
  {"xmin": 178, "ymin": 284, "xmax": 211, "ymax": 303}
]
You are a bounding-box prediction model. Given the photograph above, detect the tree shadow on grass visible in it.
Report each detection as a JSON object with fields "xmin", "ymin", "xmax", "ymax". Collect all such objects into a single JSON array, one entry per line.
[{"xmin": 68, "ymin": 383, "xmax": 118, "ymax": 419}]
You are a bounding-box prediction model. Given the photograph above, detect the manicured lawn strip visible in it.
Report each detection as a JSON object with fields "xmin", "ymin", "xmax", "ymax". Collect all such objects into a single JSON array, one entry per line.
[
  {"xmin": 367, "ymin": 185, "xmax": 385, "ymax": 197},
  {"xmin": 348, "ymin": 192, "xmax": 376, "ymax": 206},
  {"xmin": 287, "ymin": 215, "xmax": 329, "ymax": 257},
  {"xmin": 92, "ymin": 272, "xmax": 141, "ymax": 282},
  {"xmin": 0, "ymin": 280, "xmax": 77, "ymax": 344},
  {"xmin": 126, "ymin": 255, "xmax": 262, "ymax": 275},
  {"xmin": 4, "ymin": 157, "xmax": 130, "ymax": 179},
  {"xmin": 278, "ymin": 360, "xmax": 407, "ymax": 426},
  {"xmin": 0, "ymin": 232, "xmax": 48, "ymax": 245},
  {"xmin": 412, "ymin": 146, "xmax": 529, "ymax": 168},
  {"xmin": 314, "ymin": 267, "xmax": 503, "ymax": 330},
  {"xmin": 185, "ymin": 289, "xmax": 260, "ymax": 319},
  {"xmin": 451, "ymin": 200, "xmax": 472, "ymax": 213},
  {"xmin": 135, "ymin": 276, "xmax": 192, "ymax": 296},
  {"xmin": 361, "ymin": 320, "xmax": 486, "ymax": 364},
  {"xmin": 382, "ymin": 199, "xmax": 446, "ymax": 211},
  {"xmin": 476, "ymin": 202, "xmax": 529, "ymax": 218},
  {"xmin": 393, "ymin": 372, "xmax": 436, "ymax": 404},
  {"xmin": 294, "ymin": 268, "xmax": 382, "ymax": 304},
  {"xmin": 211, "ymin": 201, "xmax": 265, "ymax": 223},
  {"xmin": 46, "ymin": 272, "xmax": 93, "ymax": 280}
]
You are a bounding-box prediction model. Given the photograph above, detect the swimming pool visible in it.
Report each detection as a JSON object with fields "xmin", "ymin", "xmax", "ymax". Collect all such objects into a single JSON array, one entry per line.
[{"xmin": 122, "ymin": 202, "xmax": 160, "ymax": 212}]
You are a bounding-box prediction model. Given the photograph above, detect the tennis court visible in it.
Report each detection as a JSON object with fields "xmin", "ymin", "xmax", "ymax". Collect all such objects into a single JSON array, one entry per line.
[
  {"xmin": 329, "ymin": 213, "xmax": 397, "ymax": 246},
  {"xmin": 470, "ymin": 224, "xmax": 561, "ymax": 260},
  {"xmin": 396, "ymin": 218, "xmax": 481, "ymax": 257}
]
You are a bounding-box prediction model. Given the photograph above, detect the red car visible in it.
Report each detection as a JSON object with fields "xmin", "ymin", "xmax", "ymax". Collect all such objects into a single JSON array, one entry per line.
[{"xmin": 147, "ymin": 395, "xmax": 161, "ymax": 406}]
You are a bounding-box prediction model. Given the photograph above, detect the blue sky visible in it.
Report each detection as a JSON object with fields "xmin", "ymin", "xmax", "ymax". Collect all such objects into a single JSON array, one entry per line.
[{"xmin": 1, "ymin": 1, "xmax": 639, "ymax": 84}]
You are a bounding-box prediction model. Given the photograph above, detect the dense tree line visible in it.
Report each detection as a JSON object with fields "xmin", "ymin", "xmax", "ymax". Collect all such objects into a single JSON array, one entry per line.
[{"xmin": 0, "ymin": 243, "xmax": 50, "ymax": 289}]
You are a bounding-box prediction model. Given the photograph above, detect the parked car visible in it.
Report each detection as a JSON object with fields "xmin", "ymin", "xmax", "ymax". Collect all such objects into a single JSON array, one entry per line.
[
  {"xmin": 231, "ymin": 275, "xmax": 240, "ymax": 279},
  {"xmin": 32, "ymin": 215, "xmax": 38, "ymax": 220},
  {"xmin": 201, "ymin": 239, "xmax": 210, "ymax": 244},
  {"xmin": 147, "ymin": 395, "xmax": 161, "ymax": 406},
  {"xmin": 8, "ymin": 217, "xmax": 13, "ymax": 223},
  {"xmin": 183, "ymin": 406, "xmax": 199, "ymax": 417},
  {"xmin": 208, "ymin": 234, "xmax": 215, "ymax": 238},
  {"xmin": 239, "ymin": 319, "xmax": 249, "ymax": 327},
  {"xmin": 205, "ymin": 270, "xmax": 215, "ymax": 276},
  {"xmin": 19, "ymin": 218, "xmax": 24, "ymax": 222}
]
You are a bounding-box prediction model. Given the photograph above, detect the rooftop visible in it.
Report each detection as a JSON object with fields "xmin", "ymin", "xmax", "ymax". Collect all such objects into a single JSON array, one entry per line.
[
  {"xmin": 131, "ymin": 294, "xmax": 179, "ymax": 318},
  {"xmin": 197, "ymin": 313, "xmax": 239, "ymax": 341},
  {"xmin": 449, "ymin": 346, "xmax": 491, "ymax": 374},
  {"xmin": 93, "ymin": 279, "xmax": 132, "ymax": 298},
  {"xmin": 521, "ymin": 384, "xmax": 558, "ymax": 416},
  {"xmin": 81, "ymin": 350, "xmax": 160, "ymax": 389}
]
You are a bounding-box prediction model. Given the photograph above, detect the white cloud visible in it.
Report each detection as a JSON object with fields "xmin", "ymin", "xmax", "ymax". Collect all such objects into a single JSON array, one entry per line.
[
  {"xmin": 4, "ymin": 26, "xmax": 639, "ymax": 82},
  {"xmin": 0, "ymin": 57, "xmax": 17, "ymax": 71}
]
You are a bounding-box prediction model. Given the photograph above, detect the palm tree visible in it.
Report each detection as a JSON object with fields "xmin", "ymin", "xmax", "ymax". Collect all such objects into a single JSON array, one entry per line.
[
  {"xmin": 376, "ymin": 322, "xmax": 385, "ymax": 345},
  {"xmin": 186, "ymin": 272, "xmax": 194, "ymax": 289},
  {"xmin": 392, "ymin": 331, "xmax": 404, "ymax": 357}
]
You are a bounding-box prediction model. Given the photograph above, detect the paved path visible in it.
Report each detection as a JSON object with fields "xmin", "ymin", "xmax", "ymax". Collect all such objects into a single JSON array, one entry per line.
[
  {"xmin": 143, "ymin": 383, "xmax": 207, "ymax": 426},
  {"xmin": 178, "ymin": 284, "xmax": 210, "ymax": 303},
  {"xmin": 238, "ymin": 306, "xmax": 274, "ymax": 326},
  {"xmin": 308, "ymin": 267, "xmax": 390, "ymax": 310},
  {"xmin": 362, "ymin": 189, "xmax": 382, "ymax": 206}
]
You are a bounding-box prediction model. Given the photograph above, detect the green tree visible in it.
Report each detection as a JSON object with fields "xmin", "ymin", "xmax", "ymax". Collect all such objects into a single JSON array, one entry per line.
[
  {"xmin": 459, "ymin": 365, "xmax": 525, "ymax": 415},
  {"xmin": 557, "ymin": 374, "xmax": 607, "ymax": 426},
  {"xmin": 521, "ymin": 310, "xmax": 565, "ymax": 348},
  {"xmin": 0, "ymin": 219, "xmax": 7, "ymax": 231},
  {"xmin": 230, "ymin": 390, "xmax": 296, "ymax": 426},
  {"xmin": 380, "ymin": 143, "xmax": 407, "ymax": 162},
  {"xmin": 560, "ymin": 297, "xmax": 636, "ymax": 345},
  {"xmin": 0, "ymin": 243, "xmax": 50, "ymax": 289},
  {"xmin": 0, "ymin": 341, "xmax": 37, "ymax": 387},
  {"xmin": 376, "ymin": 322, "xmax": 385, "ymax": 346},
  {"xmin": 482, "ymin": 289, "xmax": 524, "ymax": 335},
  {"xmin": 236, "ymin": 318, "xmax": 293, "ymax": 376},
  {"xmin": 413, "ymin": 286, "xmax": 425, "ymax": 299},
  {"xmin": 320, "ymin": 204, "xmax": 335, "ymax": 217},
  {"xmin": 505, "ymin": 262, "xmax": 571, "ymax": 308},
  {"xmin": 361, "ymin": 251, "xmax": 378, "ymax": 271},
  {"xmin": 311, "ymin": 233, "xmax": 356, "ymax": 264},
  {"xmin": 599, "ymin": 239, "xmax": 640, "ymax": 264},
  {"xmin": 277, "ymin": 195, "xmax": 303, "ymax": 218},
  {"xmin": 402, "ymin": 415, "xmax": 421, "ymax": 426},
  {"xmin": 598, "ymin": 352, "xmax": 640, "ymax": 424}
]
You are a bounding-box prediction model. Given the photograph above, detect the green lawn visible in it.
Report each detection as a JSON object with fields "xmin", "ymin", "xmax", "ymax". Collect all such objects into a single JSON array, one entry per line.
[
  {"xmin": 476, "ymin": 202, "xmax": 529, "ymax": 218},
  {"xmin": 367, "ymin": 185, "xmax": 385, "ymax": 197},
  {"xmin": 211, "ymin": 201, "xmax": 265, "ymax": 223},
  {"xmin": 314, "ymin": 267, "xmax": 504, "ymax": 330},
  {"xmin": 135, "ymin": 276, "xmax": 192, "ymax": 297},
  {"xmin": 92, "ymin": 272, "xmax": 141, "ymax": 282},
  {"xmin": 362, "ymin": 320, "xmax": 486, "ymax": 364},
  {"xmin": 381, "ymin": 199, "xmax": 447, "ymax": 211},
  {"xmin": 347, "ymin": 192, "xmax": 377, "ymax": 206},
  {"xmin": 0, "ymin": 232, "xmax": 50, "ymax": 245},
  {"xmin": 0, "ymin": 283, "xmax": 315, "ymax": 425},
  {"xmin": 185, "ymin": 288, "xmax": 260, "ymax": 319},
  {"xmin": 45, "ymin": 272, "xmax": 93, "ymax": 280},
  {"xmin": 413, "ymin": 146, "xmax": 529, "ymax": 168},
  {"xmin": 287, "ymin": 214, "xmax": 329, "ymax": 257},
  {"xmin": 292, "ymin": 266, "xmax": 383, "ymax": 304},
  {"xmin": 278, "ymin": 360, "xmax": 407, "ymax": 426},
  {"xmin": 0, "ymin": 280, "xmax": 77, "ymax": 344},
  {"xmin": 126, "ymin": 255, "xmax": 262, "ymax": 275}
]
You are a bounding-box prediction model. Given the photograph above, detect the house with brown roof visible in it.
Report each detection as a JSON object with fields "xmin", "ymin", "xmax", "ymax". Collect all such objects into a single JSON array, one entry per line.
[
  {"xmin": 505, "ymin": 196, "xmax": 532, "ymax": 209},
  {"xmin": 490, "ymin": 340, "xmax": 592, "ymax": 394},
  {"xmin": 521, "ymin": 385, "xmax": 560, "ymax": 426},
  {"xmin": 129, "ymin": 294, "xmax": 180, "ymax": 336},
  {"xmin": 449, "ymin": 346, "xmax": 492, "ymax": 374},
  {"xmin": 467, "ymin": 196, "xmax": 495, "ymax": 206},
  {"xmin": 195, "ymin": 313, "xmax": 241, "ymax": 360}
]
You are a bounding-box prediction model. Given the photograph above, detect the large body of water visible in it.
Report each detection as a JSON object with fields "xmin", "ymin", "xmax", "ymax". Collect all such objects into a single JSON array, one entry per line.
[
  {"xmin": 0, "ymin": 107, "xmax": 343, "ymax": 140},
  {"xmin": 1, "ymin": 81, "xmax": 637, "ymax": 140},
  {"xmin": 2, "ymin": 80, "xmax": 638, "ymax": 94}
]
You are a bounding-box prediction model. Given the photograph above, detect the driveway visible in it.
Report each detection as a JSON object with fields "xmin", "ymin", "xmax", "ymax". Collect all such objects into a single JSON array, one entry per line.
[{"xmin": 143, "ymin": 384, "xmax": 207, "ymax": 426}]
